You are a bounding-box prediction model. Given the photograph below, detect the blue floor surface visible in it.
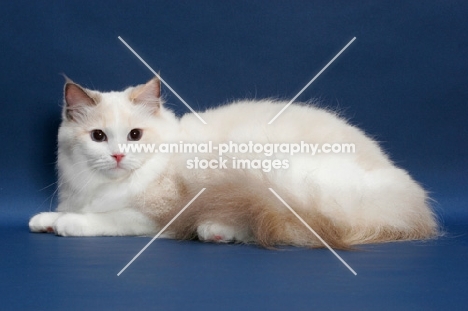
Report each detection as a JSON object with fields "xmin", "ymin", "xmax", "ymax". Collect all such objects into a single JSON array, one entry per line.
[{"xmin": 2, "ymin": 222, "xmax": 467, "ymax": 310}]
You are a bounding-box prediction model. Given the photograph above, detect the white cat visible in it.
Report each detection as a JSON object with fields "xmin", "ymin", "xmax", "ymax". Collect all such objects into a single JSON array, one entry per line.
[{"xmin": 29, "ymin": 77, "xmax": 438, "ymax": 248}]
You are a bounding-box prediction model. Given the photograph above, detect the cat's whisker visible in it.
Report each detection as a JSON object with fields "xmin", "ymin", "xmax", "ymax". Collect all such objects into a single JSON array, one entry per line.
[
  {"xmin": 36, "ymin": 188, "xmax": 59, "ymax": 213},
  {"xmin": 70, "ymin": 169, "xmax": 97, "ymax": 199},
  {"xmin": 48, "ymin": 186, "xmax": 60, "ymax": 212},
  {"xmin": 39, "ymin": 181, "xmax": 58, "ymax": 192}
]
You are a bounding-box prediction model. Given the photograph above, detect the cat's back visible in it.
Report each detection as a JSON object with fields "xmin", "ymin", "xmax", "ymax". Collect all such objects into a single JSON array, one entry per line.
[
  {"xmin": 180, "ymin": 100, "xmax": 348, "ymax": 139},
  {"xmin": 178, "ymin": 100, "xmax": 392, "ymax": 170},
  {"xmin": 180, "ymin": 100, "xmax": 373, "ymax": 146}
]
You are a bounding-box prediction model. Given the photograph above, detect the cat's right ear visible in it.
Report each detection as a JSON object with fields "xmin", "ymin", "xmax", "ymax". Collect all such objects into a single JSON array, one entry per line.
[
  {"xmin": 63, "ymin": 77, "xmax": 100, "ymax": 121},
  {"xmin": 129, "ymin": 77, "xmax": 162, "ymax": 114}
]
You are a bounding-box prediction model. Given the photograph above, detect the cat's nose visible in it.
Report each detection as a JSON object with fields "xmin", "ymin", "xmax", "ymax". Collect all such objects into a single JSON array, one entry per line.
[{"xmin": 112, "ymin": 154, "xmax": 125, "ymax": 163}]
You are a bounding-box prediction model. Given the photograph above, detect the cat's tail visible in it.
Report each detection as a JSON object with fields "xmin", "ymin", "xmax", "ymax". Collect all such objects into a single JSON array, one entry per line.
[
  {"xmin": 338, "ymin": 167, "xmax": 440, "ymax": 246},
  {"xmin": 159, "ymin": 167, "xmax": 438, "ymax": 249},
  {"xmin": 171, "ymin": 169, "xmax": 352, "ymax": 249}
]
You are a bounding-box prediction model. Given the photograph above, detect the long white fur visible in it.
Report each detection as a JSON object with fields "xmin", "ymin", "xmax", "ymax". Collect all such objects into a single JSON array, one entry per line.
[{"xmin": 29, "ymin": 78, "xmax": 437, "ymax": 246}]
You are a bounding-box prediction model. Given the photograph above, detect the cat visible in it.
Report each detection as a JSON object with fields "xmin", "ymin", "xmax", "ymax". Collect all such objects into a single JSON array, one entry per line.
[{"xmin": 29, "ymin": 77, "xmax": 438, "ymax": 248}]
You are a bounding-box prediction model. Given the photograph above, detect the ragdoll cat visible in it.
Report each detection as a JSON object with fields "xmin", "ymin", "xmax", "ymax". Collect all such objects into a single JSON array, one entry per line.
[{"xmin": 29, "ymin": 77, "xmax": 438, "ymax": 248}]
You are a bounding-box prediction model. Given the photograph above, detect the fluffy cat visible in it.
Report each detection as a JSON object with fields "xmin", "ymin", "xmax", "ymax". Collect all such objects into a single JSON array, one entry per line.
[{"xmin": 29, "ymin": 77, "xmax": 438, "ymax": 248}]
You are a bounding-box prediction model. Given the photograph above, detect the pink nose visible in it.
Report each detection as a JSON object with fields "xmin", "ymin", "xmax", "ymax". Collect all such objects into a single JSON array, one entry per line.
[{"xmin": 112, "ymin": 154, "xmax": 125, "ymax": 163}]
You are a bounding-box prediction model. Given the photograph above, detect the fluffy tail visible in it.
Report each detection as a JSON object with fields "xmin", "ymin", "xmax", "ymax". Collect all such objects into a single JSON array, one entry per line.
[
  {"xmin": 163, "ymin": 171, "xmax": 350, "ymax": 249},
  {"xmin": 157, "ymin": 169, "xmax": 438, "ymax": 248}
]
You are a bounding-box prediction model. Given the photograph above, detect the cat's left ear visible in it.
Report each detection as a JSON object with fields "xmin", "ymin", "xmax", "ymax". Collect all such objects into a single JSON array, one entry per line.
[
  {"xmin": 130, "ymin": 77, "xmax": 162, "ymax": 114},
  {"xmin": 63, "ymin": 76, "xmax": 101, "ymax": 122}
]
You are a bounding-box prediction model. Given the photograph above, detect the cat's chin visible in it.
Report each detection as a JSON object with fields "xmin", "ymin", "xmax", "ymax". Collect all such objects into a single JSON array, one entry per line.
[{"xmin": 102, "ymin": 167, "xmax": 133, "ymax": 180}]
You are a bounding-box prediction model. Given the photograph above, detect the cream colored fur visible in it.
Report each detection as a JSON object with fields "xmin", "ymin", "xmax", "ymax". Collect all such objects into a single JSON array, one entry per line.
[{"xmin": 29, "ymin": 77, "xmax": 438, "ymax": 248}]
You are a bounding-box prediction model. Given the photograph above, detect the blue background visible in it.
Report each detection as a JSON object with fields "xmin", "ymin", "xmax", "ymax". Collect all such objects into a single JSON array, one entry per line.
[{"xmin": 1, "ymin": 1, "xmax": 467, "ymax": 309}]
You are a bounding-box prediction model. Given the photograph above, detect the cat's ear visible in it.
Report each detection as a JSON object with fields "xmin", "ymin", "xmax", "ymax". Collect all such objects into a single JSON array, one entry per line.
[
  {"xmin": 129, "ymin": 77, "xmax": 162, "ymax": 114},
  {"xmin": 63, "ymin": 77, "xmax": 100, "ymax": 121}
]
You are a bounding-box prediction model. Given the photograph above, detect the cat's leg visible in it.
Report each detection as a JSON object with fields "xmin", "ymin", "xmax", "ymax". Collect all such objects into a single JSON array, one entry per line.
[
  {"xmin": 54, "ymin": 208, "xmax": 157, "ymax": 236},
  {"xmin": 196, "ymin": 221, "xmax": 252, "ymax": 243},
  {"xmin": 29, "ymin": 212, "xmax": 63, "ymax": 233},
  {"xmin": 31, "ymin": 208, "xmax": 157, "ymax": 237}
]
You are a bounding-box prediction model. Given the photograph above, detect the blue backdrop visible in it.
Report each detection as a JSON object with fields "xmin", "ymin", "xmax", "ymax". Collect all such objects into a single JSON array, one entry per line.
[
  {"xmin": 1, "ymin": 1, "xmax": 467, "ymax": 309},
  {"xmin": 2, "ymin": 0, "xmax": 467, "ymax": 225}
]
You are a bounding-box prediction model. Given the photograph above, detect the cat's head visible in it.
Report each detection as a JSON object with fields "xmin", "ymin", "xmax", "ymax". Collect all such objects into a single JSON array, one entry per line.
[{"xmin": 58, "ymin": 77, "xmax": 179, "ymax": 180}]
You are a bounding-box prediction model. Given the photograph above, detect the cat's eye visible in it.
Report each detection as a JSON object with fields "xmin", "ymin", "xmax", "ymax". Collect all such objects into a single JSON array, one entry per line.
[
  {"xmin": 90, "ymin": 129, "xmax": 107, "ymax": 142},
  {"xmin": 128, "ymin": 129, "xmax": 143, "ymax": 141}
]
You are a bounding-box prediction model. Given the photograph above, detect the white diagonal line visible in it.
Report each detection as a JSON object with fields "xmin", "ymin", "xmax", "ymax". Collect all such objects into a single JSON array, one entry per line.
[
  {"xmin": 118, "ymin": 36, "xmax": 207, "ymax": 125},
  {"xmin": 268, "ymin": 37, "xmax": 356, "ymax": 124},
  {"xmin": 268, "ymin": 188, "xmax": 357, "ymax": 276},
  {"xmin": 117, "ymin": 188, "xmax": 206, "ymax": 276}
]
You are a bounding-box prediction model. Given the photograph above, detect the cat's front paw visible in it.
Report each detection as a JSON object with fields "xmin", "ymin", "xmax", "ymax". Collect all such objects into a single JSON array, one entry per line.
[
  {"xmin": 29, "ymin": 212, "xmax": 62, "ymax": 233},
  {"xmin": 53, "ymin": 213, "xmax": 93, "ymax": 237}
]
